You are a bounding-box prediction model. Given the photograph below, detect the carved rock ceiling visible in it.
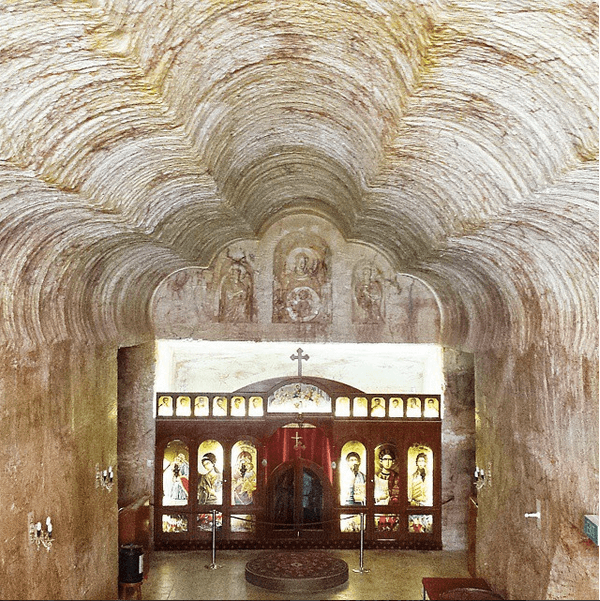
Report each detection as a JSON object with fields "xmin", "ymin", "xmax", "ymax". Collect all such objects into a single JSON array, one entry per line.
[{"xmin": 0, "ymin": 0, "xmax": 597, "ymax": 351}]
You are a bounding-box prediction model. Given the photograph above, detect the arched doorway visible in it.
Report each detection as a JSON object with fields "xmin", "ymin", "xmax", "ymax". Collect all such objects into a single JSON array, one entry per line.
[{"xmin": 267, "ymin": 457, "xmax": 333, "ymax": 540}]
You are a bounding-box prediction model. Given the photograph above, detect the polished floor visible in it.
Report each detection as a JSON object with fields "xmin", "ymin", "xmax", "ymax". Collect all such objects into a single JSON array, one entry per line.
[{"xmin": 139, "ymin": 548, "xmax": 470, "ymax": 600}]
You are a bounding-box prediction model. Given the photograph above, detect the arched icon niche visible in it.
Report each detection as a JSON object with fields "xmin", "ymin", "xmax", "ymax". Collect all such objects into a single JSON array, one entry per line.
[
  {"xmin": 231, "ymin": 440, "xmax": 257, "ymax": 506},
  {"xmin": 162, "ymin": 440, "xmax": 190, "ymax": 507},
  {"xmin": 374, "ymin": 443, "xmax": 400, "ymax": 505},
  {"xmin": 339, "ymin": 441, "xmax": 367, "ymax": 507},
  {"xmin": 407, "ymin": 444, "xmax": 433, "ymax": 507},
  {"xmin": 198, "ymin": 440, "xmax": 223, "ymax": 505}
]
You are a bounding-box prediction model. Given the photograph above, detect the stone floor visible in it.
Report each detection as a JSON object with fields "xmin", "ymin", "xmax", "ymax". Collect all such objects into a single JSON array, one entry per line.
[{"xmin": 138, "ymin": 548, "xmax": 470, "ymax": 600}]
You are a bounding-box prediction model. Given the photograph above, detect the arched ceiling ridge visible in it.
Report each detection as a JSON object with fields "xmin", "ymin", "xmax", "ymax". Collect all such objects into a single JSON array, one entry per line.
[
  {"xmin": 40, "ymin": 234, "xmax": 189, "ymax": 347},
  {"xmin": 0, "ymin": 1, "xmax": 266, "ymax": 265},
  {"xmin": 0, "ymin": 162, "xmax": 191, "ymax": 346},
  {"xmin": 144, "ymin": 0, "xmax": 430, "ymax": 120},
  {"xmin": 184, "ymin": 77, "xmax": 383, "ymax": 224},
  {"xmin": 406, "ymin": 162, "xmax": 598, "ymax": 355},
  {"xmin": 0, "ymin": 12, "xmax": 171, "ymax": 189},
  {"xmin": 351, "ymin": 141, "xmax": 523, "ymax": 266},
  {"xmin": 154, "ymin": 201, "xmax": 258, "ymax": 265},
  {"xmin": 115, "ymin": 0, "xmax": 437, "ymax": 230},
  {"xmin": 1, "ymin": 3, "xmax": 250, "ymax": 230},
  {"xmin": 359, "ymin": 1, "xmax": 597, "ymax": 255},
  {"xmin": 219, "ymin": 149, "xmax": 364, "ymax": 236},
  {"xmin": 0, "ymin": 0, "xmax": 596, "ymax": 352},
  {"xmin": 79, "ymin": 135, "xmax": 225, "ymax": 230}
]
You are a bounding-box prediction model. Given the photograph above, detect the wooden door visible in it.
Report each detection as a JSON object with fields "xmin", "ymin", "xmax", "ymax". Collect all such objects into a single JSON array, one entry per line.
[{"xmin": 267, "ymin": 458, "xmax": 332, "ymax": 539}]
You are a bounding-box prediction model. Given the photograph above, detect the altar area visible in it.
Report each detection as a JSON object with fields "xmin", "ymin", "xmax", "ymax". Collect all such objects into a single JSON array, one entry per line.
[{"xmin": 154, "ymin": 351, "xmax": 442, "ymax": 552}]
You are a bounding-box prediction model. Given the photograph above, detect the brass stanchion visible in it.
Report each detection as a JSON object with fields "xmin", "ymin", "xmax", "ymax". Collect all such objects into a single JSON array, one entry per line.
[
  {"xmin": 352, "ymin": 513, "xmax": 370, "ymax": 574},
  {"xmin": 205, "ymin": 510, "xmax": 223, "ymax": 570}
]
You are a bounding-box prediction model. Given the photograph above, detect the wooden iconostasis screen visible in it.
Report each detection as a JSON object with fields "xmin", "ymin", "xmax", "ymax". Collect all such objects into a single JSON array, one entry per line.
[{"xmin": 154, "ymin": 382, "xmax": 442, "ymax": 551}]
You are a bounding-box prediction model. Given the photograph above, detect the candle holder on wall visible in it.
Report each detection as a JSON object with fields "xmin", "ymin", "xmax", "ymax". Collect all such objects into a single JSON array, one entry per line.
[
  {"xmin": 28, "ymin": 514, "xmax": 54, "ymax": 551},
  {"xmin": 474, "ymin": 467, "xmax": 486, "ymax": 491},
  {"xmin": 95, "ymin": 464, "xmax": 114, "ymax": 492},
  {"xmin": 474, "ymin": 463, "xmax": 492, "ymax": 491}
]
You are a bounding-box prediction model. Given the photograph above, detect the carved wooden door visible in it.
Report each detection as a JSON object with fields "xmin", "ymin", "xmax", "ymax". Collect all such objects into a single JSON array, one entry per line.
[{"xmin": 268, "ymin": 458, "xmax": 331, "ymax": 539}]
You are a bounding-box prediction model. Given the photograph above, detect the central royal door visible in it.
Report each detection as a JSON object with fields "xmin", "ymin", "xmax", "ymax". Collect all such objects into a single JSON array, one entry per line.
[{"xmin": 267, "ymin": 457, "xmax": 333, "ymax": 540}]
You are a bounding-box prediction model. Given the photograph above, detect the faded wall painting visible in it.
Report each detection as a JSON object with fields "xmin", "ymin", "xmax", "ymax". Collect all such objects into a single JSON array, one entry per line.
[
  {"xmin": 153, "ymin": 268, "xmax": 210, "ymax": 337},
  {"xmin": 217, "ymin": 255, "xmax": 254, "ymax": 323},
  {"xmin": 151, "ymin": 215, "xmax": 440, "ymax": 343},
  {"xmin": 272, "ymin": 233, "xmax": 331, "ymax": 323},
  {"xmin": 352, "ymin": 262, "xmax": 386, "ymax": 323},
  {"xmin": 386, "ymin": 274, "xmax": 441, "ymax": 342}
]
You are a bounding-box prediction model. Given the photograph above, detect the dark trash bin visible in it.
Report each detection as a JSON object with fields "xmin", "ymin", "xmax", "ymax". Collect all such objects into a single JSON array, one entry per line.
[{"xmin": 119, "ymin": 544, "xmax": 144, "ymax": 584}]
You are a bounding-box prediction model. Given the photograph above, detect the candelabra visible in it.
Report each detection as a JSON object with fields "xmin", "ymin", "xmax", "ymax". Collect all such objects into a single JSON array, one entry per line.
[
  {"xmin": 96, "ymin": 464, "xmax": 114, "ymax": 491},
  {"xmin": 474, "ymin": 466, "xmax": 486, "ymax": 491},
  {"xmin": 29, "ymin": 514, "xmax": 54, "ymax": 551}
]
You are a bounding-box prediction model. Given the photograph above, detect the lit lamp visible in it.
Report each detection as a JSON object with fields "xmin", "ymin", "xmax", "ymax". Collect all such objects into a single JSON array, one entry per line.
[
  {"xmin": 29, "ymin": 515, "xmax": 54, "ymax": 551},
  {"xmin": 96, "ymin": 464, "xmax": 114, "ymax": 492},
  {"xmin": 474, "ymin": 467, "xmax": 485, "ymax": 491}
]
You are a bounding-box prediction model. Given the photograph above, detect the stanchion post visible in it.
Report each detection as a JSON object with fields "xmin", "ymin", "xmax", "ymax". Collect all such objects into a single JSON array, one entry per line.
[
  {"xmin": 205, "ymin": 510, "xmax": 223, "ymax": 570},
  {"xmin": 352, "ymin": 513, "xmax": 370, "ymax": 574}
]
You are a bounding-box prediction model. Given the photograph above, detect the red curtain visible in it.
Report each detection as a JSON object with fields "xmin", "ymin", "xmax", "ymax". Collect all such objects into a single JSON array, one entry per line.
[{"xmin": 265, "ymin": 426, "xmax": 334, "ymax": 483}]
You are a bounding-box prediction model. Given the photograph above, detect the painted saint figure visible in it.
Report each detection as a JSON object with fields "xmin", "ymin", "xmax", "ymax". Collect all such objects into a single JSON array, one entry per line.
[
  {"xmin": 343, "ymin": 452, "xmax": 366, "ymax": 505},
  {"xmin": 287, "ymin": 286, "xmax": 319, "ymax": 322},
  {"xmin": 371, "ymin": 397, "xmax": 386, "ymax": 417},
  {"xmin": 198, "ymin": 452, "xmax": 223, "ymax": 505},
  {"xmin": 409, "ymin": 452, "xmax": 430, "ymax": 506},
  {"xmin": 407, "ymin": 397, "xmax": 421, "ymax": 417},
  {"xmin": 293, "ymin": 251, "xmax": 312, "ymax": 278},
  {"xmin": 218, "ymin": 262, "xmax": 252, "ymax": 323},
  {"xmin": 374, "ymin": 447, "xmax": 400, "ymax": 505},
  {"xmin": 354, "ymin": 265, "xmax": 384, "ymax": 323},
  {"xmin": 167, "ymin": 453, "xmax": 189, "ymax": 502},
  {"xmin": 232, "ymin": 450, "xmax": 256, "ymax": 505},
  {"xmin": 273, "ymin": 237, "xmax": 331, "ymax": 324},
  {"xmin": 424, "ymin": 398, "xmax": 439, "ymax": 417}
]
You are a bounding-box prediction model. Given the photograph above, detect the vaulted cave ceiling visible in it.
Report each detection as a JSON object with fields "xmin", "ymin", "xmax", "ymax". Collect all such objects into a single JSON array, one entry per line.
[{"xmin": 0, "ymin": 0, "xmax": 597, "ymax": 352}]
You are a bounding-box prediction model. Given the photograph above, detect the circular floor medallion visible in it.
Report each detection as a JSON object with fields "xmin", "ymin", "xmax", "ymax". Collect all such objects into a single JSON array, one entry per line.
[{"xmin": 245, "ymin": 551, "xmax": 349, "ymax": 593}]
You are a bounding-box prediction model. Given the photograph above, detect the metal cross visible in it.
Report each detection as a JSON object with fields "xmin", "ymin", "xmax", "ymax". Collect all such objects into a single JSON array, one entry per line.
[
  {"xmin": 290, "ymin": 347, "xmax": 309, "ymax": 377},
  {"xmin": 292, "ymin": 432, "xmax": 305, "ymax": 450}
]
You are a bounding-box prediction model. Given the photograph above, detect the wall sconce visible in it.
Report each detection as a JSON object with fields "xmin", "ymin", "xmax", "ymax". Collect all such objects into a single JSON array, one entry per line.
[
  {"xmin": 474, "ymin": 467, "xmax": 486, "ymax": 491},
  {"xmin": 28, "ymin": 514, "xmax": 54, "ymax": 551},
  {"xmin": 525, "ymin": 499, "xmax": 542, "ymax": 529},
  {"xmin": 95, "ymin": 464, "xmax": 114, "ymax": 492},
  {"xmin": 474, "ymin": 463, "xmax": 492, "ymax": 491}
]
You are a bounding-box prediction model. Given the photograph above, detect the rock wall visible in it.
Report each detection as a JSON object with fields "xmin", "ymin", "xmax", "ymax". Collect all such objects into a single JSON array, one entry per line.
[
  {"xmin": 0, "ymin": 342, "xmax": 118, "ymax": 601},
  {"xmin": 442, "ymin": 348, "xmax": 475, "ymax": 551},
  {"xmin": 475, "ymin": 345, "xmax": 599, "ymax": 600},
  {"xmin": 117, "ymin": 343, "xmax": 156, "ymax": 508}
]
